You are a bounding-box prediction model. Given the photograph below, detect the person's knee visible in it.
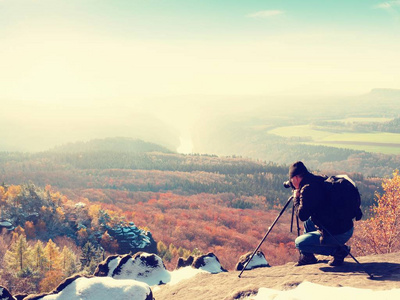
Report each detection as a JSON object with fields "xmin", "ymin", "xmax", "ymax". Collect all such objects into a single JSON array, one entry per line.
[
  {"xmin": 295, "ymin": 240, "xmax": 300, "ymax": 249},
  {"xmin": 295, "ymin": 233, "xmax": 319, "ymax": 250},
  {"xmin": 295, "ymin": 235, "xmax": 305, "ymax": 249}
]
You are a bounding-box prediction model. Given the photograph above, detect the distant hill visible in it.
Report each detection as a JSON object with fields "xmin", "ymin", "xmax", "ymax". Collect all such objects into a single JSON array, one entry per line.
[
  {"xmin": 352, "ymin": 88, "xmax": 400, "ymax": 116},
  {"xmin": 367, "ymin": 88, "xmax": 400, "ymax": 100},
  {"xmin": 50, "ymin": 137, "xmax": 174, "ymax": 154}
]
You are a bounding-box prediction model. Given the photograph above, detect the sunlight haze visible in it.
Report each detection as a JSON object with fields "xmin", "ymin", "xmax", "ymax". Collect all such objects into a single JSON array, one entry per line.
[{"xmin": 1, "ymin": 0, "xmax": 399, "ymax": 152}]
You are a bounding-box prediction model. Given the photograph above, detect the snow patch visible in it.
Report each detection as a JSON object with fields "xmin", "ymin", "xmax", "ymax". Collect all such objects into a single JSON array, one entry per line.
[
  {"xmin": 251, "ymin": 281, "xmax": 400, "ymax": 300},
  {"xmin": 245, "ymin": 253, "xmax": 269, "ymax": 270},
  {"xmin": 37, "ymin": 277, "xmax": 151, "ymax": 300},
  {"xmin": 107, "ymin": 256, "xmax": 122, "ymax": 277},
  {"xmin": 151, "ymin": 266, "xmax": 208, "ymax": 293},
  {"xmin": 168, "ymin": 266, "xmax": 207, "ymax": 286},
  {"xmin": 112, "ymin": 253, "xmax": 171, "ymax": 286},
  {"xmin": 198, "ymin": 256, "xmax": 225, "ymax": 273}
]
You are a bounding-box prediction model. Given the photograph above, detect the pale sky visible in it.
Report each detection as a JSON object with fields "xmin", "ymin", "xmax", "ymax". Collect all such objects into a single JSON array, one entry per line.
[
  {"xmin": 0, "ymin": 0, "xmax": 399, "ymax": 151},
  {"xmin": 1, "ymin": 0, "xmax": 399, "ymax": 102}
]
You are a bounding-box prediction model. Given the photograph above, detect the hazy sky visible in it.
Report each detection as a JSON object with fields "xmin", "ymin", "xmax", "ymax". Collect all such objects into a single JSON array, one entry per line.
[
  {"xmin": 0, "ymin": 1, "xmax": 399, "ymax": 152},
  {"xmin": 1, "ymin": 0, "xmax": 399, "ymax": 102}
]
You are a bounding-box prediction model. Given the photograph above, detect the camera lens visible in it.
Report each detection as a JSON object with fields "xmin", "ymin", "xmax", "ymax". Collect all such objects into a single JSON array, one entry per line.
[{"xmin": 283, "ymin": 181, "xmax": 292, "ymax": 188}]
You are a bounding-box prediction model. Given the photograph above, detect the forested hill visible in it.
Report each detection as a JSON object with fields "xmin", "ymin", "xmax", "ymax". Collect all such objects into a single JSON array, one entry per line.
[
  {"xmin": 0, "ymin": 147, "xmax": 289, "ymax": 204},
  {"xmin": 0, "ymin": 138, "xmax": 381, "ymax": 209},
  {"xmin": 50, "ymin": 137, "xmax": 174, "ymax": 154}
]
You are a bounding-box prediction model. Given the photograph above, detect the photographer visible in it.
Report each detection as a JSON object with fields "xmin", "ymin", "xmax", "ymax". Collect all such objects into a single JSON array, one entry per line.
[{"xmin": 289, "ymin": 161, "xmax": 353, "ymax": 266}]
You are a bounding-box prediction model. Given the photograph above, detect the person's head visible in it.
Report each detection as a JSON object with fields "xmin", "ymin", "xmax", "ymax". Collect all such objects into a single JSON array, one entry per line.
[{"xmin": 289, "ymin": 161, "xmax": 309, "ymax": 189}]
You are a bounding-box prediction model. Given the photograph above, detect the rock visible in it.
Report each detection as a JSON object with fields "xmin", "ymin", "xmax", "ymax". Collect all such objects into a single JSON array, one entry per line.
[
  {"xmin": 176, "ymin": 255, "xmax": 194, "ymax": 269},
  {"xmin": 93, "ymin": 254, "xmax": 121, "ymax": 277},
  {"xmin": 235, "ymin": 251, "xmax": 270, "ymax": 271},
  {"xmin": 20, "ymin": 293, "xmax": 47, "ymax": 300},
  {"xmin": 96, "ymin": 252, "xmax": 171, "ymax": 286},
  {"xmin": 154, "ymin": 252, "xmax": 400, "ymax": 300},
  {"xmin": 0, "ymin": 286, "xmax": 15, "ymax": 300},
  {"xmin": 22, "ymin": 274, "xmax": 153, "ymax": 300},
  {"xmin": 192, "ymin": 252, "xmax": 227, "ymax": 274},
  {"xmin": 105, "ymin": 223, "xmax": 157, "ymax": 254}
]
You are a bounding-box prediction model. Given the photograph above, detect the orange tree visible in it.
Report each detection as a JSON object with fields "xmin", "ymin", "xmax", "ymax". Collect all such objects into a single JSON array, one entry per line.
[{"xmin": 353, "ymin": 171, "xmax": 400, "ymax": 255}]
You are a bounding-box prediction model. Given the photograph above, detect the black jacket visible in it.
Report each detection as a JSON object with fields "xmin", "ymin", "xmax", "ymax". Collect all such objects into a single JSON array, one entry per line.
[{"xmin": 295, "ymin": 172, "xmax": 353, "ymax": 235}]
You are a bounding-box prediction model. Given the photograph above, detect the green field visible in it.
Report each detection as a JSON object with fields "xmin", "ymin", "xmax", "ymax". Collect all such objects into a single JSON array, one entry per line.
[{"xmin": 268, "ymin": 125, "xmax": 400, "ymax": 155}]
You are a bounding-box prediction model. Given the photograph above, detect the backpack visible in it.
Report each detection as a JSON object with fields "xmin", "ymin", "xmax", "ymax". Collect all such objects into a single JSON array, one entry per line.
[{"xmin": 323, "ymin": 175, "xmax": 363, "ymax": 222}]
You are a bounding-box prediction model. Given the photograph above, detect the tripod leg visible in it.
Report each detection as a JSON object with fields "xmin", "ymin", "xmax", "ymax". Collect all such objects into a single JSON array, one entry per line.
[
  {"xmin": 296, "ymin": 215, "xmax": 300, "ymax": 236},
  {"xmin": 320, "ymin": 224, "xmax": 374, "ymax": 279},
  {"xmin": 238, "ymin": 196, "xmax": 293, "ymax": 278},
  {"xmin": 290, "ymin": 202, "xmax": 294, "ymax": 233}
]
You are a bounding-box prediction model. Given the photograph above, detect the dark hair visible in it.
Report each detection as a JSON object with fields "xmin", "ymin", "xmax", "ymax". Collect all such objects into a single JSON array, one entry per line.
[{"xmin": 289, "ymin": 161, "xmax": 309, "ymax": 179}]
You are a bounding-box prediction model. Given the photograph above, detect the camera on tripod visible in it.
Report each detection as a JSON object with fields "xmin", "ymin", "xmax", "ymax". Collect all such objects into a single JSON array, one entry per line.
[{"xmin": 283, "ymin": 180, "xmax": 294, "ymax": 189}]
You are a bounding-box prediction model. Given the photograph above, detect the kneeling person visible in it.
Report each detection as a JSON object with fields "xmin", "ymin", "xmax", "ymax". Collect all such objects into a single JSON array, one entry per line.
[{"xmin": 289, "ymin": 161, "xmax": 353, "ymax": 266}]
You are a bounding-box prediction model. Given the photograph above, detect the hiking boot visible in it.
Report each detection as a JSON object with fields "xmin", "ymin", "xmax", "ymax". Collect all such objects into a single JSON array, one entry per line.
[
  {"xmin": 328, "ymin": 245, "xmax": 351, "ymax": 266},
  {"xmin": 294, "ymin": 253, "xmax": 318, "ymax": 266}
]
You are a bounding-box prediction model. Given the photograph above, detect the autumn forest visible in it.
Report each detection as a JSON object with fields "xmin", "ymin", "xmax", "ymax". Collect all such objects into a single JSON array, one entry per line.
[{"xmin": 0, "ymin": 138, "xmax": 398, "ymax": 296}]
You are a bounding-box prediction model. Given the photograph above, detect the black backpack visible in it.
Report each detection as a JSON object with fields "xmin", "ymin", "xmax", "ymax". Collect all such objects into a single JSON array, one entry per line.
[{"xmin": 323, "ymin": 175, "xmax": 363, "ymax": 222}]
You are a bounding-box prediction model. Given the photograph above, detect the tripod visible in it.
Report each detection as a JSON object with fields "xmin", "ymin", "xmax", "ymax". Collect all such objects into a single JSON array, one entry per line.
[
  {"xmin": 317, "ymin": 223, "xmax": 374, "ymax": 279},
  {"xmin": 238, "ymin": 196, "xmax": 298, "ymax": 278}
]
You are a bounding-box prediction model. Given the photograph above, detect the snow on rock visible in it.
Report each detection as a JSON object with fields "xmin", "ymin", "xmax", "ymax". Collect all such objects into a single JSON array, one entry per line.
[
  {"xmin": 192, "ymin": 253, "xmax": 227, "ymax": 274},
  {"xmin": 96, "ymin": 252, "xmax": 171, "ymax": 286},
  {"xmin": 176, "ymin": 252, "xmax": 227, "ymax": 274},
  {"xmin": 22, "ymin": 275, "xmax": 153, "ymax": 300},
  {"xmin": 235, "ymin": 251, "xmax": 270, "ymax": 271},
  {"xmin": 252, "ymin": 281, "xmax": 400, "ymax": 300},
  {"xmin": 95, "ymin": 252, "xmax": 227, "ymax": 290},
  {"xmin": 0, "ymin": 286, "xmax": 15, "ymax": 300},
  {"xmin": 94, "ymin": 255, "xmax": 122, "ymax": 277}
]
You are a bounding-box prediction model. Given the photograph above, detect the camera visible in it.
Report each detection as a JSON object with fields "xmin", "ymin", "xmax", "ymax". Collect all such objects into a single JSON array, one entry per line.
[{"xmin": 283, "ymin": 180, "xmax": 294, "ymax": 189}]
